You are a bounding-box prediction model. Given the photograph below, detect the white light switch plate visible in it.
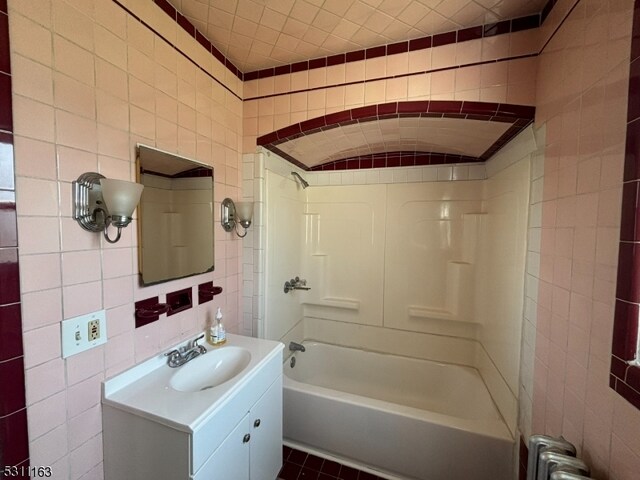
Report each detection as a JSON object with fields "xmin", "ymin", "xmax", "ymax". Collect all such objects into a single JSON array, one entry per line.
[{"xmin": 61, "ymin": 310, "xmax": 107, "ymax": 358}]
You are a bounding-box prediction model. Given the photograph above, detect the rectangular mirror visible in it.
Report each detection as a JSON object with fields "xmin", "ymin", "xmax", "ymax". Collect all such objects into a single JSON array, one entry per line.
[{"xmin": 136, "ymin": 144, "xmax": 214, "ymax": 286}]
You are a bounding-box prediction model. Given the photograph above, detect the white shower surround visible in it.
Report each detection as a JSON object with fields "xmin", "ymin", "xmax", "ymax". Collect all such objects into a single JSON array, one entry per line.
[{"xmin": 283, "ymin": 341, "xmax": 513, "ymax": 480}]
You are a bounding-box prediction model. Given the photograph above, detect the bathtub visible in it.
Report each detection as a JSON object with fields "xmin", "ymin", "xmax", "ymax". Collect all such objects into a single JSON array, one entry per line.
[{"xmin": 283, "ymin": 341, "xmax": 513, "ymax": 480}]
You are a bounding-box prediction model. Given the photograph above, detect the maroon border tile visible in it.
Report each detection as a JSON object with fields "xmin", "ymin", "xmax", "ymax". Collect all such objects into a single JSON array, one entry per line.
[
  {"xmin": 0, "ymin": 304, "xmax": 23, "ymax": 362},
  {"xmin": 0, "ymin": 408, "xmax": 29, "ymax": 467},
  {"xmin": 0, "ymin": 356, "xmax": 26, "ymax": 416},
  {"xmin": 0, "ymin": 247, "xmax": 19, "ymax": 305},
  {"xmin": 0, "ymin": 72, "xmax": 13, "ymax": 132},
  {"xmin": 0, "ymin": 1, "xmax": 7, "ymax": 14},
  {"xmin": 0, "ymin": 12, "xmax": 9, "ymax": 75}
]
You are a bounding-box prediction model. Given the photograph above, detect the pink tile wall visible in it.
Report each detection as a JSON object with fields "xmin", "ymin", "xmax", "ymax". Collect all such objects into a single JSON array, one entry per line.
[
  {"xmin": 9, "ymin": 0, "xmax": 243, "ymax": 477},
  {"xmin": 529, "ymin": 0, "xmax": 640, "ymax": 477},
  {"xmin": 0, "ymin": 0, "xmax": 30, "ymax": 473}
]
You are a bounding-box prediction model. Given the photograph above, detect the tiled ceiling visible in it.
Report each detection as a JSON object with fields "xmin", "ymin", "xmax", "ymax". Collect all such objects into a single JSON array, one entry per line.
[
  {"xmin": 168, "ymin": 0, "xmax": 546, "ymax": 72},
  {"xmin": 275, "ymin": 117, "xmax": 511, "ymax": 168}
]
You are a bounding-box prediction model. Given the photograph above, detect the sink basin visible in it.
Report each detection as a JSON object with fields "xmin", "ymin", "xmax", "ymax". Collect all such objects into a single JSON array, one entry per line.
[{"xmin": 170, "ymin": 346, "xmax": 252, "ymax": 392}]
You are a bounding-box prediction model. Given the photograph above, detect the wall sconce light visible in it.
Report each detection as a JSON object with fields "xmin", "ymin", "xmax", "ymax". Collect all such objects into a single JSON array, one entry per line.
[
  {"xmin": 221, "ymin": 198, "xmax": 253, "ymax": 238},
  {"xmin": 73, "ymin": 172, "xmax": 144, "ymax": 244}
]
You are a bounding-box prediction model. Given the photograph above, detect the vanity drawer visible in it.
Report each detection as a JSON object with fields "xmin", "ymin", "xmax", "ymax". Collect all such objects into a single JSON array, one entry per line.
[{"xmin": 191, "ymin": 353, "xmax": 281, "ymax": 472}]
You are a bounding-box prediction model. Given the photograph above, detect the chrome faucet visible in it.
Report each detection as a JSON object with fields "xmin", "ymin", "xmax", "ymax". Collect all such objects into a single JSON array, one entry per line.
[
  {"xmin": 165, "ymin": 334, "xmax": 207, "ymax": 368},
  {"xmin": 289, "ymin": 341, "xmax": 305, "ymax": 352}
]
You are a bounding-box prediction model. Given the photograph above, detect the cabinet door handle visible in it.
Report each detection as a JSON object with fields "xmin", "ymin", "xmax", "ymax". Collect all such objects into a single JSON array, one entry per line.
[
  {"xmin": 254, "ymin": 419, "xmax": 261, "ymax": 428},
  {"xmin": 243, "ymin": 433, "xmax": 251, "ymax": 443}
]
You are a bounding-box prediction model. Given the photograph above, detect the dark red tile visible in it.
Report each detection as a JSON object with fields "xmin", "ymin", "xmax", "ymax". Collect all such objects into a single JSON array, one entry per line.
[
  {"xmin": 0, "ymin": 356, "xmax": 26, "ymax": 416},
  {"xmin": 0, "ymin": 247, "xmax": 19, "ymax": 305},
  {"xmin": 365, "ymin": 45, "xmax": 386, "ymax": 59},
  {"xmin": 0, "ymin": 304, "xmax": 23, "ymax": 362},
  {"xmin": 377, "ymin": 102, "xmax": 397, "ymax": 115},
  {"xmin": 611, "ymin": 355, "xmax": 629, "ymax": 379},
  {"xmin": 351, "ymin": 105, "xmax": 376, "ymax": 120},
  {"xmin": 346, "ymin": 50, "xmax": 365, "ymax": 62},
  {"xmin": 612, "ymin": 300, "xmax": 639, "ymax": 360},
  {"xmin": 154, "ymin": 0, "xmax": 176, "ymax": 19},
  {"xmin": 278, "ymin": 124, "xmax": 302, "ymax": 140},
  {"xmin": 620, "ymin": 180, "xmax": 639, "ymax": 241},
  {"xmin": 373, "ymin": 157, "xmax": 386, "ymax": 168},
  {"xmin": 398, "ymin": 100, "xmax": 429, "ymax": 113},
  {"xmin": 511, "ymin": 14, "xmax": 540, "ymax": 32},
  {"xmin": 303, "ymin": 454, "xmax": 324, "ymax": 472},
  {"xmin": 431, "ymin": 153, "xmax": 446, "ymax": 165},
  {"xmin": 0, "ymin": 191, "xmax": 16, "ymax": 248},
  {"xmin": 429, "ymin": 100, "xmax": 462, "ymax": 114},
  {"xmin": 337, "ymin": 465, "xmax": 359, "ymax": 480},
  {"xmin": 291, "ymin": 61, "xmax": 308, "ymax": 73},
  {"xmin": 325, "ymin": 111, "xmax": 351, "ymax": 125},
  {"xmin": 462, "ymin": 101, "xmax": 499, "ymax": 116},
  {"xmin": 387, "ymin": 41, "xmax": 408, "ymax": 55},
  {"xmin": 195, "ymin": 31, "xmax": 211, "ymax": 52},
  {"xmin": 610, "ymin": 373, "xmax": 618, "ymax": 389},
  {"xmin": 484, "ymin": 20, "xmax": 510, "ymax": 37},
  {"xmin": 630, "ymin": 59, "xmax": 640, "ymax": 122},
  {"xmin": 211, "ymin": 47, "xmax": 225, "ymax": 64},
  {"xmin": 626, "ymin": 365, "xmax": 640, "ymax": 392},
  {"xmin": 0, "ymin": 1, "xmax": 6, "ymax": 14},
  {"xmin": 300, "ymin": 467, "xmax": 320, "ymax": 479},
  {"xmin": 275, "ymin": 64, "xmax": 292, "ymax": 76},
  {"xmin": 327, "ymin": 54, "xmax": 345, "ymax": 66},
  {"xmin": 321, "ymin": 460, "xmax": 341, "ymax": 476},
  {"xmin": 334, "ymin": 160, "xmax": 347, "ymax": 170},
  {"xmin": 614, "ymin": 380, "xmax": 640, "ymax": 409},
  {"xmin": 496, "ymin": 104, "xmax": 535, "ymax": 118},
  {"xmin": 346, "ymin": 159, "xmax": 359, "ymax": 169},
  {"xmin": 615, "ymin": 243, "xmax": 640, "ymax": 303},
  {"xmin": 318, "ymin": 474, "xmax": 337, "ymax": 480},
  {"xmin": 360, "ymin": 158, "xmax": 373, "ymax": 169},
  {"xmin": 301, "ymin": 116, "xmax": 326, "ymax": 132},
  {"xmin": 283, "ymin": 445, "xmax": 293, "ymax": 461},
  {"xmin": 309, "ymin": 58, "xmax": 327, "ymax": 69},
  {"xmin": 279, "ymin": 462, "xmax": 302, "ymax": 480},
  {"xmin": 176, "ymin": 13, "xmax": 195, "ymax": 36},
  {"xmin": 632, "ymin": 1, "xmax": 640, "ymax": 62},
  {"xmin": 0, "ymin": 72, "xmax": 14, "ymax": 132},
  {"xmin": 433, "ymin": 31, "xmax": 456, "ymax": 47},
  {"xmin": 288, "ymin": 449, "xmax": 308, "ymax": 466},
  {"xmin": 458, "ymin": 26, "xmax": 483, "ymax": 42},
  {"xmin": 358, "ymin": 472, "xmax": 379, "ymax": 480},
  {"xmin": 409, "ymin": 36, "xmax": 431, "ymax": 51},
  {"xmin": 258, "ymin": 68, "xmax": 275, "ymax": 79},
  {"xmin": 257, "ymin": 132, "xmax": 278, "ymax": 145},
  {"xmin": 0, "ymin": 408, "xmax": 29, "ymax": 466},
  {"xmin": 0, "ymin": 12, "xmax": 9, "ymax": 74}
]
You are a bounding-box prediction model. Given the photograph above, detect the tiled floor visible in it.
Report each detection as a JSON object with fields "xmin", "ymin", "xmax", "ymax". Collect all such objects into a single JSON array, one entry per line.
[{"xmin": 278, "ymin": 446, "xmax": 386, "ymax": 480}]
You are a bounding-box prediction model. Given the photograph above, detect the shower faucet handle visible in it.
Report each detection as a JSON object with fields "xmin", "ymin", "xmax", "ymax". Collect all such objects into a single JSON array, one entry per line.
[{"xmin": 284, "ymin": 277, "xmax": 311, "ymax": 293}]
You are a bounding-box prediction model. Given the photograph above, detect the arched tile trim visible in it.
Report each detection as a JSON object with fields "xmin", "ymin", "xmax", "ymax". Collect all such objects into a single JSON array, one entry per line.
[{"xmin": 256, "ymin": 101, "xmax": 535, "ymax": 171}]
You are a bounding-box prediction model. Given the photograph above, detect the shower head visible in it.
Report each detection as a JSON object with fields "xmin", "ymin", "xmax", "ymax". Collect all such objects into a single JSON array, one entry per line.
[{"xmin": 291, "ymin": 172, "xmax": 309, "ymax": 189}]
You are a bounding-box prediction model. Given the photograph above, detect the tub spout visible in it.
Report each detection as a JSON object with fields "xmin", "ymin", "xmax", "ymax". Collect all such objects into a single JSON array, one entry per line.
[{"xmin": 289, "ymin": 342, "xmax": 305, "ymax": 352}]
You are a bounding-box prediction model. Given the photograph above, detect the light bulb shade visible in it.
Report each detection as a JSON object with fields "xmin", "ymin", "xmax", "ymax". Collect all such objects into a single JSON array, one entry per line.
[
  {"xmin": 235, "ymin": 202, "xmax": 254, "ymax": 222},
  {"xmin": 99, "ymin": 179, "xmax": 144, "ymax": 219}
]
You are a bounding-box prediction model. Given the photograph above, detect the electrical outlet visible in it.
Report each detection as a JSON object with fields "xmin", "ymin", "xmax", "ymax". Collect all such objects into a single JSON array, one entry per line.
[
  {"xmin": 61, "ymin": 310, "xmax": 107, "ymax": 358},
  {"xmin": 88, "ymin": 319, "xmax": 100, "ymax": 341}
]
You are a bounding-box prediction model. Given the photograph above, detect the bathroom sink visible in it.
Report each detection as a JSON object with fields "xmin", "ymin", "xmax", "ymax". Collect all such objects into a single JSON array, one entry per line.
[{"xmin": 169, "ymin": 346, "xmax": 252, "ymax": 392}]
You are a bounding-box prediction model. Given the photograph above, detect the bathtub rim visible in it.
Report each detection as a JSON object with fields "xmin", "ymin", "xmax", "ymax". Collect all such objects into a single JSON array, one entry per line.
[{"xmin": 283, "ymin": 340, "xmax": 513, "ymax": 443}]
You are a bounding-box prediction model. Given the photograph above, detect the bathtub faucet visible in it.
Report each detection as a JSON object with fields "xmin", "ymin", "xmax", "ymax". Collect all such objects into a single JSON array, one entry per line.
[{"xmin": 289, "ymin": 342, "xmax": 305, "ymax": 352}]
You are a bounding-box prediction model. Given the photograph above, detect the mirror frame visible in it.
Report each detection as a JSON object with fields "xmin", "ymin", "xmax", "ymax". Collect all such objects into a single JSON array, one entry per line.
[{"xmin": 135, "ymin": 144, "xmax": 215, "ymax": 286}]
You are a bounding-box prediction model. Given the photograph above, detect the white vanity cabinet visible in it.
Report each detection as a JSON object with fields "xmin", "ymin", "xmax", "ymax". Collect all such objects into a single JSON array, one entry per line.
[
  {"xmin": 102, "ymin": 334, "xmax": 284, "ymax": 480},
  {"xmin": 195, "ymin": 376, "xmax": 282, "ymax": 480}
]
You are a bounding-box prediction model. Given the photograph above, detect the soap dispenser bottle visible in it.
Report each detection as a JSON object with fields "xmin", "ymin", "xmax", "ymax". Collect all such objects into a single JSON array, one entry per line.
[{"xmin": 208, "ymin": 307, "xmax": 226, "ymax": 346}]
